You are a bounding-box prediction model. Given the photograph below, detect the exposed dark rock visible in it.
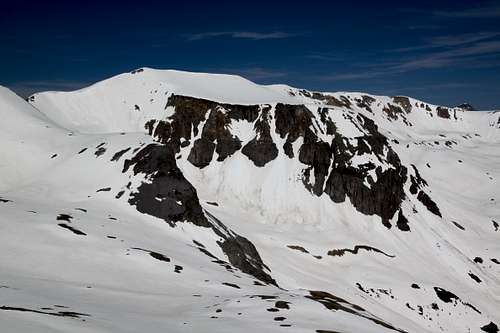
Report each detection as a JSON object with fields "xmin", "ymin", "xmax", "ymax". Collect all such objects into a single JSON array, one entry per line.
[
  {"xmin": 95, "ymin": 147, "xmax": 106, "ymax": 157},
  {"xmin": 311, "ymin": 92, "xmax": 351, "ymax": 108},
  {"xmin": 141, "ymin": 95, "xmax": 433, "ymax": 241},
  {"xmin": 225, "ymin": 104, "xmax": 260, "ymax": 122},
  {"xmin": 455, "ymin": 103, "xmax": 476, "ymax": 111},
  {"xmin": 287, "ymin": 245, "xmax": 309, "ymax": 253},
  {"xmin": 123, "ymin": 144, "xmax": 275, "ymax": 285},
  {"xmin": 111, "ymin": 147, "xmax": 131, "ymax": 162},
  {"xmin": 275, "ymin": 301, "xmax": 290, "ymax": 309},
  {"xmin": 355, "ymin": 95, "xmax": 376, "ymax": 113},
  {"xmin": 242, "ymin": 107, "xmax": 278, "ymax": 167},
  {"xmin": 145, "ymin": 94, "xmax": 419, "ymax": 227},
  {"xmin": 474, "ymin": 257, "xmax": 483, "ymax": 264},
  {"xmin": 417, "ymin": 191, "xmax": 441, "ymax": 217},
  {"xmin": 318, "ymin": 108, "xmax": 337, "ymax": 135},
  {"xmin": 325, "ymin": 164, "xmax": 407, "ymax": 227},
  {"xmin": 307, "ymin": 291, "xmax": 406, "ymax": 333},
  {"xmin": 432, "ymin": 287, "xmax": 480, "ymax": 313},
  {"xmin": 411, "ymin": 283, "xmax": 420, "ymax": 289},
  {"xmin": 392, "ymin": 96, "xmax": 412, "ymax": 113},
  {"xmin": 153, "ymin": 95, "xmax": 260, "ymax": 166},
  {"xmin": 321, "ymin": 114, "xmax": 409, "ymax": 227},
  {"xmin": 222, "ymin": 282, "xmax": 240, "ymax": 289},
  {"xmin": 327, "ymin": 245, "xmax": 395, "ymax": 258},
  {"xmin": 200, "ymin": 107, "xmax": 242, "ymax": 162},
  {"xmin": 434, "ymin": 287, "xmax": 458, "ymax": 303},
  {"xmin": 96, "ymin": 187, "xmax": 111, "ymax": 192},
  {"xmin": 241, "ymin": 137, "xmax": 278, "ymax": 167},
  {"xmin": 187, "ymin": 138, "xmax": 216, "ymax": 168},
  {"xmin": 452, "ymin": 221, "xmax": 465, "ymax": 230},
  {"xmin": 275, "ymin": 103, "xmax": 314, "ymax": 142},
  {"xmin": 481, "ymin": 322, "xmax": 499, "ymax": 333},
  {"xmin": 0, "ymin": 306, "xmax": 89, "ymax": 319},
  {"xmin": 383, "ymin": 104, "xmax": 405, "ymax": 121},
  {"xmin": 160, "ymin": 95, "xmax": 212, "ymax": 148},
  {"xmin": 396, "ymin": 209, "xmax": 410, "ymax": 231},
  {"xmin": 215, "ymin": 136, "xmax": 242, "ymax": 161},
  {"xmin": 149, "ymin": 251, "xmax": 171, "ymax": 262},
  {"xmin": 218, "ymin": 230, "xmax": 276, "ymax": 286},
  {"xmin": 58, "ymin": 223, "xmax": 86, "ymax": 236},
  {"xmin": 410, "ymin": 165, "xmax": 428, "ymax": 188},
  {"xmin": 468, "ymin": 272, "xmax": 482, "ymax": 283},
  {"xmin": 123, "ymin": 144, "xmax": 209, "ymax": 227},
  {"xmin": 437, "ymin": 107, "xmax": 450, "ymax": 119},
  {"xmin": 299, "ymin": 141, "xmax": 332, "ymax": 195},
  {"xmin": 56, "ymin": 214, "xmax": 73, "ymax": 222},
  {"xmin": 130, "ymin": 68, "xmax": 144, "ymax": 74}
]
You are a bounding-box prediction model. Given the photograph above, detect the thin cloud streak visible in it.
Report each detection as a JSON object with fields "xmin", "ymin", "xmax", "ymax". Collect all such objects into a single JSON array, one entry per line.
[
  {"xmin": 319, "ymin": 40, "xmax": 500, "ymax": 81},
  {"xmin": 392, "ymin": 32, "xmax": 500, "ymax": 52},
  {"xmin": 434, "ymin": 4, "xmax": 500, "ymax": 18},
  {"xmin": 186, "ymin": 31, "xmax": 301, "ymax": 41}
]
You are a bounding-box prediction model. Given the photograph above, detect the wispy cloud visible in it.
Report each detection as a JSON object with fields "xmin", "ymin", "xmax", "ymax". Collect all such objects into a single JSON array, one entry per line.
[
  {"xmin": 393, "ymin": 32, "xmax": 500, "ymax": 52},
  {"xmin": 186, "ymin": 31, "xmax": 301, "ymax": 41},
  {"xmin": 319, "ymin": 40, "xmax": 500, "ymax": 81},
  {"xmin": 434, "ymin": 3, "xmax": 500, "ymax": 18},
  {"xmin": 399, "ymin": 82, "xmax": 477, "ymax": 91},
  {"xmin": 302, "ymin": 52, "xmax": 346, "ymax": 62},
  {"xmin": 407, "ymin": 24, "xmax": 441, "ymax": 30}
]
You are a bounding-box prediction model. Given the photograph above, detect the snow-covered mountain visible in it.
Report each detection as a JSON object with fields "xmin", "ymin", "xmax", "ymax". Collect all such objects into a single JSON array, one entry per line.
[{"xmin": 1, "ymin": 67, "xmax": 499, "ymax": 333}]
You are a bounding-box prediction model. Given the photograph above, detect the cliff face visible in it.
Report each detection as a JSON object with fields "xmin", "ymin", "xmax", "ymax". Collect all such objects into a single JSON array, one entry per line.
[{"xmin": 142, "ymin": 94, "xmax": 442, "ymax": 231}]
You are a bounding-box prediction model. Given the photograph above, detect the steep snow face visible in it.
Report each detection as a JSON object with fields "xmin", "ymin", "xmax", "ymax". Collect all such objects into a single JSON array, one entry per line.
[{"xmin": 1, "ymin": 70, "xmax": 500, "ymax": 333}]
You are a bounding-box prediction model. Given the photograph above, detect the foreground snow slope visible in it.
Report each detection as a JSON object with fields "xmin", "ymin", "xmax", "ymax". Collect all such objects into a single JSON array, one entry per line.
[{"xmin": 1, "ymin": 68, "xmax": 499, "ymax": 333}]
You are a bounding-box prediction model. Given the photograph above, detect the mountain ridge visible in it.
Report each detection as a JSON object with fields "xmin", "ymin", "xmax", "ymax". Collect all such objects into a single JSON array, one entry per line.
[{"xmin": 0, "ymin": 69, "xmax": 499, "ymax": 333}]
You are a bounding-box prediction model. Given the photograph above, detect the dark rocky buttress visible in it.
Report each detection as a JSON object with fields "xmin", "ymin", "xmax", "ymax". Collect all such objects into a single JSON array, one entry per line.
[
  {"xmin": 138, "ymin": 94, "xmax": 440, "ymax": 234},
  {"xmin": 123, "ymin": 142, "xmax": 276, "ymax": 285}
]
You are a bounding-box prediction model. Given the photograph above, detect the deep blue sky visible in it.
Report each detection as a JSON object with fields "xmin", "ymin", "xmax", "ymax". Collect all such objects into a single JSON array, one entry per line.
[{"xmin": 1, "ymin": 0, "xmax": 500, "ymax": 109}]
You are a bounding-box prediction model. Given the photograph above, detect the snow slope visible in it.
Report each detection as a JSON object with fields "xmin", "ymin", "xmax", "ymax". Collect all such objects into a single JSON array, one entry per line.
[
  {"xmin": 1, "ymin": 69, "xmax": 499, "ymax": 333},
  {"xmin": 29, "ymin": 68, "xmax": 305, "ymax": 133}
]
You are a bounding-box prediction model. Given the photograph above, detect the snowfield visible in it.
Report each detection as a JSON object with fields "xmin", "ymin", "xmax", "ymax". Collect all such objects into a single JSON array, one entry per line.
[{"xmin": 1, "ymin": 68, "xmax": 499, "ymax": 333}]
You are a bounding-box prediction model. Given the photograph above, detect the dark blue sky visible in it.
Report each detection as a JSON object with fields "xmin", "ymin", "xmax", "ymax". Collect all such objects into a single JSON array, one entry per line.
[{"xmin": 1, "ymin": 0, "xmax": 500, "ymax": 109}]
